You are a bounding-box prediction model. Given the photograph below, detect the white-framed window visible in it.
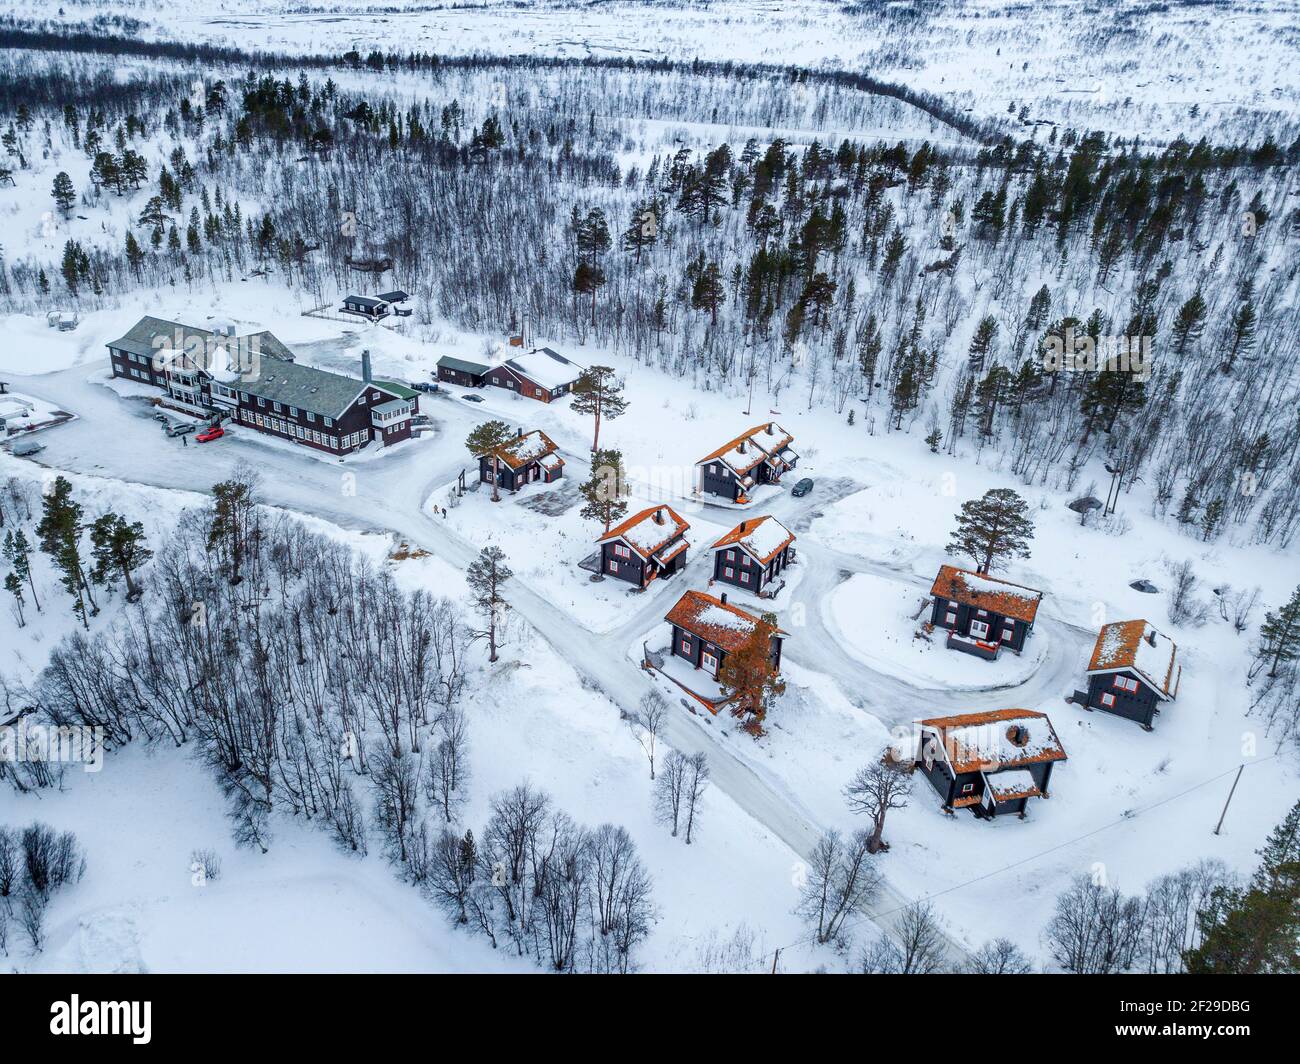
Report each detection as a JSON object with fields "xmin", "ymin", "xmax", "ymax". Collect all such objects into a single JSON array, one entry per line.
[
  {"xmin": 289, "ymin": 406, "xmax": 297, "ymax": 416},
  {"xmin": 945, "ymin": 611, "xmax": 957, "ymax": 625},
  {"xmin": 961, "ymin": 783, "xmax": 975, "ymax": 794},
  {"xmin": 724, "ymin": 566, "xmax": 734, "ymax": 578},
  {"xmin": 680, "ymin": 638, "xmax": 691, "ymax": 653},
  {"xmin": 608, "ymin": 560, "xmax": 618, "ymax": 574},
  {"xmin": 702, "ymin": 650, "xmax": 719, "ymax": 673},
  {"xmin": 306, "ymin": 412, "xmax": 315, "ymax": 423},
  {"xmin": 324, "ymin": 417, "xmax": 333, "ymax": 427},
  {"xmin": 740, "ymin": 571, "xmax": 750, "ymax": 584},
  {"xmin": 1002, "ymin": 625, "xmax": 1015, "ymax": 642},
  {"xmin": 970, "ymin": 620, "xmax": 990, "ymax": 639},
  {"xmin": 1114, "ymin": 676, "xmax": 1139, "ymax": 693},
  {"xmin": 1100, "ymin": 692, "xmax": 1116, "ymax": 708},
  {"xmin": 976, "ymin": 609, "xmax": 988, "ymax": 617}
]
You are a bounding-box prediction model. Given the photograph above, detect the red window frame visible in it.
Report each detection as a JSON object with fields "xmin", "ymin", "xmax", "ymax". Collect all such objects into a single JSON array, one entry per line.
[{"xmin": 1100, "ymin": 692, "xmax": 1116, "ymax": 708}]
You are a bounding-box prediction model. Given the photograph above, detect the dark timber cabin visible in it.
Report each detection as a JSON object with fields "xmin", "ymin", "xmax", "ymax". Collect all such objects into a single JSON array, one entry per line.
[
  {"xmin": 341, "ymin": 294, "xmax": 390, "ymax": 320},
  {"xmin": 709, "ymin": 515, "xmax": 795, "ymax": 597},
  {"xmin": 930, "ymin": 565, "xmax": 1043, "ymax": 660},
  {"xmin": 484, "ymin": 347, "xmax": 583, "ymax": 403},
  {"xmin": 597, "ymin": 504, "xmax": 691, "ymax": 587},
  {"xmin": 665, "ymin": 590, "xmax": 786, "ymax": 690},
  {"xmin": 1082, "ymin": 619, "xmax": 1181, "ymax": 730},
  {"xmin": 695, "ymin": 422, "xmax": 798, "ymax": 503},
  {"xmin": 914, "ymin": 709, "xmax": 1067, "ymax": 820},
  {"xmin": 477, "ymin": 428, "xmax": 564, "ymax": 491},
  {"xmin": 437, "ymin": 355, "xmax": 490, "ymax": 388}
]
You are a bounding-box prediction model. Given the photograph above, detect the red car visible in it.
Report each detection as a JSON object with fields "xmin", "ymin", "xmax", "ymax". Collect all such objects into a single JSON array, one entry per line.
[{"xmin": 195, "ymin": 426, "xmax": 225, "ymax": 443}]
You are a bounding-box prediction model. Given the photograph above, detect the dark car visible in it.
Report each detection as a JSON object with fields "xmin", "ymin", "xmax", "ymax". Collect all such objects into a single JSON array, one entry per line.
[
  {"xmin": 462, "ymin": 394, "xmax": 485, "ymax": 403},
  {"xmin": 151, "ymin": 410, "xmax": 172, "ymax": 423},
  {"xmin": 791, "ymin": 478, "xmax": 814, "ymax": 497},
  {"xmin": 413, "ymin": 381, "xmax": 438, "ymax": 393}
]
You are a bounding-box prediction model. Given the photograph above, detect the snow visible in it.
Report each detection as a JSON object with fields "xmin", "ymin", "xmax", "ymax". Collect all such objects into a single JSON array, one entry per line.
[
  {"xmin": 985, "ymin": 768, "xmax": 1040, "ymax": 802},
  {"xmin": 503, "ymin": 349, "xmax": 583, "ymax": 391},
  {"xmin": 605, "ymin": 506, "xmax": 688, "ymax": 558}
]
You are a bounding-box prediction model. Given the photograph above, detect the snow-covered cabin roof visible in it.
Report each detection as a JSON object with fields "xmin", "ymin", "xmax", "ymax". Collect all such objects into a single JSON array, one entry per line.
[
  {"xmin": 481, "ymin": 428, "xmax": 562, "ymax": 471},
  {"xmin": 916, "ymin": 709, "xmax": 1066, "ymax": 775},
  {"xmin": 1087, "ymin": 619, "xmax": 1181, "ymax": 700},
  {"xmin": 930, "ymin": 565, "xmax": 1043, "ymax": 624},
  {"xmin": 983, "ymin": 767, "xmax": 1042, "ymax": 803},
  {"xmin": 598, "ymin": 504, "xmax": 690, "ymax": 559},
  {"xmin": 696, "ymin": 422, "xmax": 795, "ymax": 477},
  {"xmin": 503, "ymin": 348, "xmax": 584, "ymax": 391},
  {"xmin": 665, "ymin": 590, "xmax": 786, "ymax": 655},
  {"xmin": 710, "ymin": 515, "xmax": 795, "ymax": 565}
]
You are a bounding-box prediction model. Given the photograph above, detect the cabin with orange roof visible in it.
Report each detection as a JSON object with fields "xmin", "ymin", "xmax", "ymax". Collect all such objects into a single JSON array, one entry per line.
[
  {"xmin": 913, "ymin": 709, "xmax": 1067, "ymax": 819},
  {"xmin": 709, "ymin": 515, "xmax": 796, "ymax": 596},
  {"xmin": 1081, "ymin": 619, "xmax": 1181, "ymax": 730},
  {"xmin": 476, "ymin": 427, "xmax": 564, "ymax": 491},
  {"xmin": 695, "ymin": 422, "xmax": 797, "ymax": 503},
  {"xmin": 597, "ymin": 504, "xmax": 690, "ymax": 587},
  {"xmin": 929, "ymin": 564, "xmax": 1043, "ymax": 660},
  {"xmin": 665, "ymin": 590, "xmax": 785, "ymax": 681}
]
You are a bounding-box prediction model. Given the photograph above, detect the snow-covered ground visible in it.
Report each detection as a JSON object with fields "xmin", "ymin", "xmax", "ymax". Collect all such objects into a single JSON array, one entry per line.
[{"xmin": 4, "ymin": 286, "xmax": 1297, "ymax": 970}]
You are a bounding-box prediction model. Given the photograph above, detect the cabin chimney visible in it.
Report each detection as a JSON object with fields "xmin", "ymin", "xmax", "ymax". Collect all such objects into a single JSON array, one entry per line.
[
  {"xmin": 653, "ymin": 507, "xmax": 664, "ymax": 525},
  {"xmin": 738, "ymin": 520, "xmax": 747, "ymax": 533},
  {"xmin": 738, "ymin": 440, "xmax": 746, "ymax": 454},
  {"xmin": 1146, "ymin": 627, "xmax": 1157, "ymax": 647},
  {"xmin": 765, "ymin": 422, "xmax": 774, "ymax": 434},
  {"xmin": 361, "ymin": 349, "xmax": 373, "ymax": 383},
  {"xmin": 516, "ymin": 427, "xmax": 523, "ymax": 438}
]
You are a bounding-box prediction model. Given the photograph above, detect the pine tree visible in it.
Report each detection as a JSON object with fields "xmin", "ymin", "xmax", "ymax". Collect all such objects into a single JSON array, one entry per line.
[
  {"xmin": 578, "ymin": 448, "xmax": 629, "ymax": 534},
  {"xmin": 1257, "ymin": 584, "xmax": 1300, "ymax": 679},
  {"xmin": 570, "ymin": 366, "xmax": 629, "ymax": 452},
  {"xmin": 857, "ymin": 313, "xmax": 882, "ymax": 395},
  {"xmin": 690, "ymin": 261, "xmax": 727, "ymax": 325},
  {"xmin": 125, "ymin": 231, "xmax": 145, "ymax": 278},
  {"xmin": 51, "ymin": 171, "xmax": 75, "ymax": 214},
  {"xmin": 36, "ymin": 475, "xmax": 96, "ymax": 628},
  {"xmin": 968, "ymin": 315, "xmax": 998, "ymax": 370},
  {"xmin": 946, "ymin": 488, "xmax": 1035, "ymax": 574},
  {"xmin": 1222, "ymin": 300, "xmax": 1257, "ymax": 373},
  {"xmin": 89, "ymin": 513, "xmax": 152, "ymax": 600},
  {"xmin": 466, "ymin": 546, "xmax": 512, "ymax": 663},
  {"xmin": 465, "ymin": 420, "xmax": 516, "ymax": 503},
  {"xmin": 1, "ymin": 528, "xmax": 39, "ymax": 612},
  {"xmin": 572, "ymin": 207, "xmax": 611, "ymax": 326},
  {"xmin": 1171, "ymin": 291, "xmax": 1207, "ymax": 355},
  {"xmin": 4, "ymin": 560, "xmax": 25, "ymax": 625}
]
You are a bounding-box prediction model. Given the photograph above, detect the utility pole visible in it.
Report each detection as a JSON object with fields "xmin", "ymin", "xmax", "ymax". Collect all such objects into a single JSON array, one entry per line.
[
  {"xmin": 1213, "ymin": 764, "xmax": 1245, "ymax": 835},
  {"xmin": 770, "ymin": 947, "xmax": 781, "ymax": 974}
]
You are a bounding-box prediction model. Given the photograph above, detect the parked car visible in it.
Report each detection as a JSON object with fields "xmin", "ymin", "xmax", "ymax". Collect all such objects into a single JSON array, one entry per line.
[
  {"xmin": 152, "ymin": 410, "xmax": 171, "ymax": 423},
  {"xmin": 413, "ymin": 381, "xmax": 438, "ymax": 393},
  {"xmin": 411, "ymin": 414, "xmax": 431, "ymax": 426},
  {"xmin": 791, "ymin": 478, "xmax": 814, "ymax": 497},
  {"xmin": 165, "ymin": 422, "xmax": 196, "ymax": 437},
  {"xmin": 9, "ymin": 440, "xmax": 44, "ymax": 457},
  {"xmin": 195, "ymin": 426, "xmax": 225, "ymax": 443},
  {"xmin": 462, "ymin": 394, "xmax": 485, "ymax": 403}
]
